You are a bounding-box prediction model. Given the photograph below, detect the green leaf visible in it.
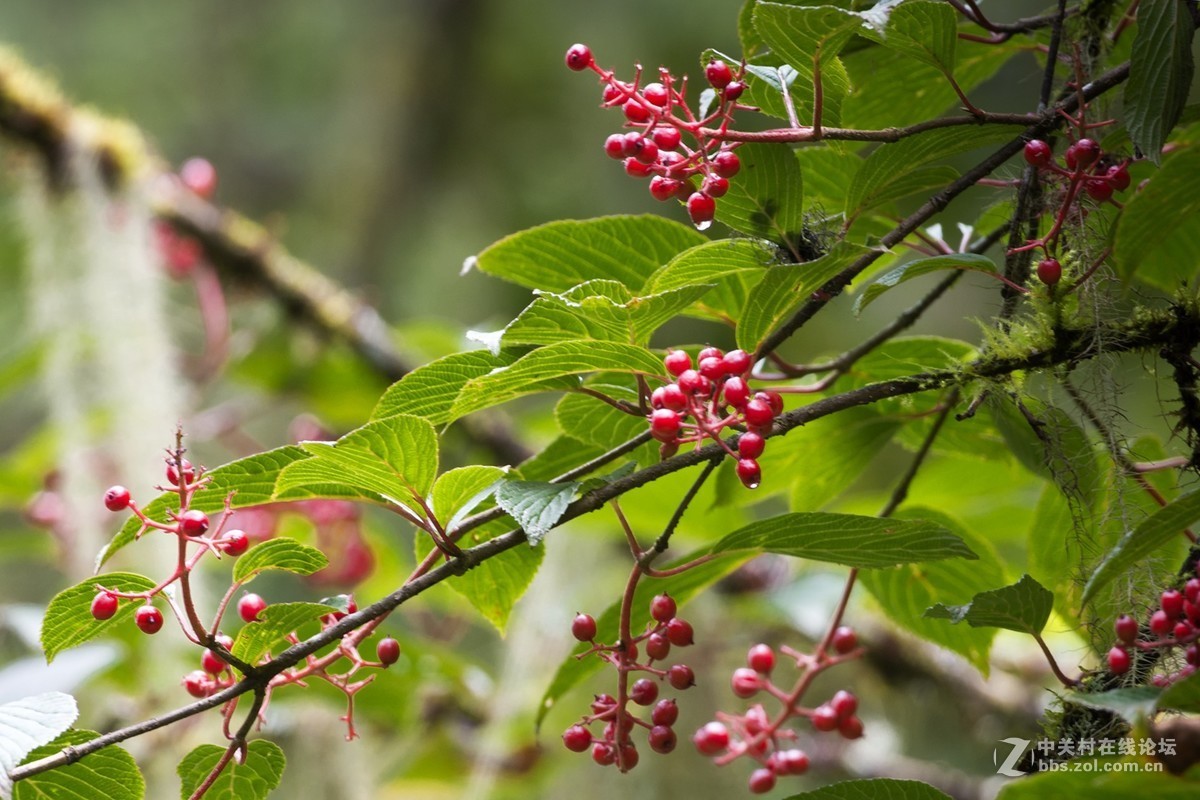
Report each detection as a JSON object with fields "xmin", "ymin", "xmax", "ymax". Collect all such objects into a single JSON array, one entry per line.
[
  {"xmin": 1158, "ymin": 669, "xmax": 1200, "ymax": 712},
  {"xmin": 737, "ymin": 242, "xmax": 875, "ymax": 353},
  {"xmin": 711, "ymin": 512, "xmax": 977, "ymax": 568},
  {"xmin": 447, "ymin": 341, "xmax": 664, "ymax": 422},
  {"xmin": 786, "ymin": 408, "xmax": 900, "ymax": 511},
  {"xmin": 432, "ymin": 465, "xmax": 507, "ymax": 532},
  {"xmin": 231, "ymin": 602, "xmax": 336, "ymax": 665},
  {"xmin": 855, "ymin": 254, "xmax": 999, "ymax": 314},
  {"xmin": 1082, "ymin": 489, "xmax": 1200, "ymax": 606},
  {"xmin": 711, "ymin": 143, "xmax": 806, "ymax": 253},
  {"xmin": 1125, "ymin": 0, "xmax": 1195, "ymax": 164},
  {"xmin": 100, "ymin": 446, "xmax": 309, "ymax": 568},
  {"xmin": 739, "ymin": 50, "xmax": 853, "ymax": 127},
  {"xmin": 875, "ymin": 1, "xmax": 957, "ymax": 77},
  {"xmin": 988, "ymin": 396, "xmax": 1103, "ymax": 503},
  {"xmin": 177, "ymin": 740, "xmax": 285, "ymax": 800},
  {"xmin": 642, "ymin": 238, "xmax": 779, "ymax": 323},
  {"xmin": 473, "ymin": 280, "xmax": 710, "ymax": 351},
  {"xmin": 514, "ymin": 436, "xmax": 605, "ymax": 483},
  {"xmin": 1113, "ymin": 146, "xmax": 1200, "ymax": 290},
  {"xmin": 41, "ymin": 573, "xmax": 156, "ymax": 662},
  {"xmin": 845, "ymin": 125, "xmax": 1024, "ymax": 223},
  {"xmin": 859, "ymin": 508, "xmax": 1003, "ymax": 674},
  {"xmin": 795, "ymin": 145, "xmax": 860, "ymax": 209},
  {"xmin": 0, "ymin": 693, "xmax": 78, "ymax": 798},
  {"xmin": 781, "ymin": 778, "xmax": 953, "ymax": 800},
  {"xmin": 274, "ymin": 415, "xmax": 438, "ymax": 517},
  {"xmin": 995, "ymin": 765, "xmax": 1200, "ymax": 800},
  {"xmin": 370, "ymin": 349, "xmax": 520, "ymax": 424},
  {"xmin": 537, "ymin": 553, "xmax": 746, "ymax": 728},
  {"xmin": 472, "ymin": 215, "xmax": 705, "ymax": 293},
  {"xmin": 493, "ymin": 479, "xmax": 578, "ymax": 546},
  {"xmin": 925, "ymin": 574, "xmax": 1053, "ymax": 635},
  {"xmin": 232, "ymin": 538, "xmax": 329, "ymax": 585},
  {"xmin": 556, "ymin": 390, "xmax": 656, "ymax": 468},
  {"xmin": 1065, "ymin": 686, "xmax": 1162, "ymax": 723},
  {"xmin": 15, "ymin": 729, "xmax": 142, "ymax": 800}
]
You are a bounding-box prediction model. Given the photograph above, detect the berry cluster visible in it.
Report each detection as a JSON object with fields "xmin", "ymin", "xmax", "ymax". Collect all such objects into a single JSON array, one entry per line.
[
  {"xmin": 155, "ymin": 157, "xmax": 217, "ymax": 279},
  {"xmin": 694, "ymin": 629, "xmax": 864, "ymax": 793},
  {"xmin": 565, "ymin": 43, "xmax": 745, "ymax": 230},
  {"xmin": 1106, "ymin": 572, "xmax": 1200, "ymax": 685},
  {"xmin": 651, "ymin": 347, "xmax": 782, "ymax": 489},
  {"xmin": 562, "ymin": 594, "xmax": 697, "ymax": 772}
]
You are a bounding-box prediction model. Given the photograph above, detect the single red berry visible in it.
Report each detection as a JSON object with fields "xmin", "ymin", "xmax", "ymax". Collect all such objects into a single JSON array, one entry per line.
[
  {"xmin": 1150, "ymin": 609, "xmax": 1172, "ymax": 636},
  {"xmin": 631, "ymin": 678, "xmax": 660, "ymax": 706},
  {"xmin": 775, "ymin": 748, "xmax": 810, "ymax": 775},
  {"xmin": 830, "ymin": 689, "xmax": 858, "ymax": 719},
  {"xmin": 183, "ymin": 670, "xmax": 210, "ymax": 698},
  {"xmin": 623, "ymin": 99, "xmax": 652, "ymax": 123},
  {"xmin": 178, "ymin": 509, "xmax": 210, "ymax": 536},
  {"xmin": 736, "ymin": 458, "xmax": 762, "ymax": 490},
  {"xmin": 722, "ymin": 349, "xmax": 751, "ymax": 376},
  {"xmin": 649, "ymin": 175, "xmax": 682, "ymax": 202},
  {"xmin": 572, "ymin": 612, "xmax": 597, "ymax": 642},
  {"xmin": 748, "ymin": 767, "xmax": 776, "ymax": 794},
  {"xmin": 1107, "ymin": 645, "xmax": 1131, "ymax": 674},
  {"xmin": 811, "ymin": 704, "xmax": 839, "ymax": 732},
  {"xmin": 1037, "ymin": 258, "xmax": 1062, "ymax": 286},
  {"xmin": 219, "ymin": 530, "xmax": 250, "ymax": 556},
  {"xmin": 664, "ymin": 350, "xmax": 692, "ymax": 377},
  {"xmin": 713, "ymin": 150, "xmax": 741, "ymax": 178},
  {"xmin": 91, "ymin": 591, "xmax": 119, "ymax": 621},
  {"xmin": 602, "ymin": 82, "xmax": 625, "ymax": 104},
  {"xmin": 1185, "ymin": 578, "xmax": 1200, "ymax": 604},
  {"xmin": 592, "ymin": 742, "xmax": 615, "ymax": 766},
  {"xmin": 1173, "ymin": 619, "xmax": 1193, "ymax": 641},
  {"xmin": 180, "ymin": 157, "xmax": 217, "ymax": 198},
  {"xmin": 731, "ymin": 667, "xmax": 761, "ymax": 698},
  {"xmin": 747, "ymin": 643, "xmax": 775, "ymax": 674},
  {"xmin": 623, "ymin": 640, "xmax": 640, "ymax": 661},
  {"xmin": 839, "ymin": 714, "xmax": 865, "ymax": 739},
  {"xmin": 201, "ymin": 648, "xmax": 226, "ymax": 676},
  {"xmin": 831, "ymin": 625, "xmax": 858, "ymax": 654},
  {"xmin": 1023, "ymin": 140, "xmax": 1053, "ymax": 167},
  {"xmin": 650, "ymin": 409, "xmax": 683, "ymax": 442},
  {"xmin": 624, "ymin": 157, "xmax": 654, "ymax": 178},
  {"xmin": 743, "ymin": 398, "xmax": 775, "ymax": 428},
  {"xmin": 705, "ymin": 60, "xmax": 733, "ymax": 89},
  {"xmin": 693, "ymin": 721, "xmax": 730, "ymax": 755},
  {"xmin": 648, "ymin": 724, "xmax": 677, "ymax": 754},
  {"xmin": 645, "ymin": 633, "xmax": 671, "ymax": 662},
  {"xmin": 652, "ymin": 127, "xmax": 681, "ymax": 151},
  {"xmin": 697, "ymin": 355, "xmax": 725, "ymax": 381},
  {"xmin": 1187, "ymin": 644, "xmax": 1200, "ymax": 666},
  {"xmin": 632, "ymin": 138, "xmax": 659, "ymax": 165},
  {"xmin": 723, "ymin": 81, "xmax": 745, "ymax": 101},
  {"xmin": 329, "ymin": 597, "xmax": 358, "ymax": 622},
  {"xmin": 668, "ymin": 664, "xmax": 696, "ymax": 690},
  {"xmin": 642, "ymin": 82, "xmax": 669, "ymax": 107},
  {"xmin": 592, "ymin": 694, "xmax": 616, "ymax": 714},
  {"xmin": 650, "ymin": 593, "xmax": 677, "ymax": 622},
  {"xmin": 686, "ymin": 192, "xmax": 716, "ymax": 229},
  {"xmin": 104, "ymin": 485, "xmax": 131, "ymax": 512},
  {"xmin": 166, "ymin": 458, "xmax": 195, "ymax": 486},
  {"xmin": 604, "ymin": 134, "xmax": 625, "ymax": 160},
  {"xmin": 723, "ymin": 376, "xmax": 751, "ymax": 408},
  {"xmin": 1065, "ymin": 138, "xmax": 1101, "ymax": 169},
  {"xmin": 135, "ymin": 605, "xmax": 164, "ymax": 634},
  {"xmin": 1115, "ymin": 614, "xmax": 1138, "ymax": 644},
  {"xmin": 377, "ymin": 637, "xmax": 401, "ymax": 666},
  {"xmin": 665, "ymin": 617, "xmax": 694, "ymax": 646},
  {"xmin": 565, "ymin": 43, "xmax": 593, "ymax": 71},
  {"xmin": 620, "ymin": 743, "xmax": 640, "ymax": 770},
  {"xmin": 651, "ymin": 383, "xmax": 688, "ymax": 412},
  {"xmin": 563, "ymin": 725, "xmax": 592, "ymax": 752},
  {"xmin": 651, "ymin": 698, "xmax": 679, "ymax": 727},
  {"xmin": 1187, "ymin": 601, "xmax": 1200, "ymax": 625},
  {"xmin": 697, "ymin": 346, "xmax": 724, "ymax": 362},
  {"xmin": 700, "ymin": 175, "xmax": 729, "ymax": 199},
  {"xmin": 1085, "ymin": 178, "xmax": 1114, "ymax": 202},
  {"xmin": 737, "ymin": 432, "xmax": 766, "ymax": 460},
  {"xmin": 1163, "ymin": 589, "xmax": 1186, "ymax": 619},
  {"xmin": 758, "ymin": 390, "xmax": 784, "ymax": 415},
  {"xmin": 676, "ymin": 369, "xmax": 711, "ymax": 397},
  {"xmin": 238, "ymin": 593, "xmax": 267, "ymax": 623},
  {"xmin": 1107, "ymin": 163, "xmax": 1131, "ymax": 191}
]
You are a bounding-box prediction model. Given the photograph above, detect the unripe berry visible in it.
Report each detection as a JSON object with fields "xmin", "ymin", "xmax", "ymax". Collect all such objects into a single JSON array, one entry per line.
[
  {"xmin": 743, "ymin": 398, "xmax": 774, "ymax": 428},
  {"xmin": 377, "ymin": 637, "xmax": 401, "ymax": 666},
  {"xmin": 665, "ymin": 617, "xmax": 694, "ymax": 646},
  {"xmin": 180, "ymin": 157, "xmax": 218, "ymax": 198},
  {"xmin": 652, "ymin": 698, "xmax": 679, "ymax": 727},
  {"xmin": 183, "ymin": 670, "xmax": 210, "ymax": 698},
  {"xmin": 748, "ymin": 768, "xmax": 776, "ymax": 794},
  {"xmin": 693, "ymin": 721, "xmax": 730, "ymax": 754},
  {"xmin": 1163, "ymin": 589, "xmax": 1185, "ymax": 619},
  {"xmin": 747, "ymin": 643, "xmax": 775, "ymax": 674},
  {"xmin": 731, "ymin": 667, "xmax": 762, "ymax": 698},
  {"xmin": 668, "ymin": 664, "xmax": 696, "ymax": 690},
  {"xmin": 738, "ymin": 432, "xmax": 765, "ymax": 460},
  {"xmin": 705, "ymin": 60, "xmax": 733, "ymax": 89},
  {"xmin": 104, "ymin": 485, "xmax": 131, "ymax": 512},
  {"xmin": 713, "ymin": 150, "xmax": 741, "ymax": 178},
  {"xmin": 238, "ymin": 593, "xmax": 267, "ymax": 623},
  {"xmin": 1037, "ymin": 258, "xmax": 1062, "ymax": 286},
  {"xmin": 1150, "ymin": 609, "xmax": 1172, "ymax": 636},
  {"xmin": 631, "ymin": 678, "xmax": 659, "ymax": 706},
  {"xmin": 686, "ymin": 192, "xmax": 716, "ymax": 229},
  {"xmin": 604, "ymin": 134, "xmax": 626, "ymax": 160},
  {"xmin": 652, "ymin": 127, "xmax": 681, "ymax": 151},
  {"xmin": 565, "ymin": 43, "xmax": 593, "ymax": 71},
  {"xmin": 650, "ymin": 409, "xmax": 682, "ymax": 441},
  {"xmin": 135, "ymin": 605, "xmax": 164, "ymax": 634},
  {"xmin": 723, "ymin": 81, "xmax": 745, "ymax": 101},
  {"xmin": 1115, "ymin": 614, "xmax": 1138, "ymax": 644},
  {"xmin": 642, "ymin": 82, "xmax": 669, "ymax": 107},
  {"xmin": 166, "ymin": 459, "xmax": 195, "ymax": 486},
  {"xmin": 811, "ymin": 704, "xmax": 839, "ymax": 732},
  {"xmin": 1107, "ymin": 645, "xmax": 1131, "ymax": 674},
  {"xmin": 572, "ymin": 612, "xmax": 597, "ymax": 642},
  {"xmin": 650, "ymin": 593, "xmax": 677, "ymax": 622},
  {"xmin": 1023, "ymin": 139, "xmax": 1053, "ymax": 167},
  {"xmin": 219, "ymin": 530, "xmax": 250, "ymax": 556},
  {"xmin": 91, "ymin": 591, "xmax": 118, "ymax": 621},
  {"xmin": 839, "ymin": 714, "xmax": 865, "ymax": 739},
  {"xmin": 664, "ymin": 350, "xmax": 692, "ymax": 377},
  {"xmin": 831, "ymin": 625, "xmax": 858, "ymax": 654},
  {"xmin": 723, "ymin": 376, "xmax": 751, "ymax": 408},
  {"xmin": 648, "ymin": 724, "xmax": 677, "ymax": 754},
  {"xmin": 178, "ymin": 509, "xmax": 210, "ymax": 536},
  {"xmin": 736, "ymin": 458, "xmax": 762, "ymax": 490},
  {"xmin": 563, "ymin": 725, "xmax": 592, "ymax": 752}
]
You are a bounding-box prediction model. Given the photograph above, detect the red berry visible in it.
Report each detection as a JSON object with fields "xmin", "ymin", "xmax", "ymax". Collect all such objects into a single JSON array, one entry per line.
[
  {"xmin": 648, "ymin": 724, "xmax": 677, "ymax": 754},
  {"xmin": 1107, "ymin": 645, "xmax": 1131, "ymax": 674},
  {"xmin": 831, "ymin": 625, "xmax": 858, "ymax": 654},
  {"xmin": 650, "ymin": 409, "xmax": 683, "ymax": 441},
  {"xmin": 623, "ymin": 99, "xmax": 652, "ymax": 123},
  {"xmin": 731, "ymin": 667, "xmax": 761, "ymax": 698},
  {"xmin": 178, "ymin": 509, "xmax": 210, "ymax": 536},
  {"xmin": 723, "ymin": 81, "xmax": 745, "ymax": 101},
  {"xmin": 602, "ymin": 82, "xmax": 624, "ymax": 104},
  {"xmin": 1037, "ymin": 258, "xmax": 1062, "ymax": 286},
  {"xmin": 604, "ymin": 134, "xmax": 626, "ymax": 160},
  {"xmin": 1150, "ymin": 609, "xmax": 1172, "ymax": 636},
  {"xmin": 563, "ymin": 725, "xmax": 592, "ymax": 752},
  {"xmin": 1163, "ymin": 589, "xmax": 1186, "ymax": 618},
  {"xmin": 1187, "ymin": 601, "xmax": 1200, "ymax": 625},
  {"xmin": 743, "ymin": 398, "xmax": 775, "ymax": 428},
  {"xmin": 592, "ymin": 742, "xmax": 616, "ymax": 766},
  {"xmin": 738, "ymin": 432, "xmax": 765, "ymax": 460},
  {"xmin": 652, "ymin": 127, "xmax": 681, "ymax": 151},
  {"xmin": 565, "ymin": 43, "xmax": 593, "ymax": 71},
  {"xmin": 693, "ymin": 721, "xmax": 730, "ymax": 755},
  {"xmin": 1066, "ymin": 138, "xmax": 1101, "ymax": 170},
  {"xmin": 135, "ymin": 605, "xmax": 164, "ymax": 635},
  {"xmin": 723, "ymin": 377, "xmax": 751, "ymax": 408},
  {"xmin": 1186, "ymin": 579, "xmax": 1200, "ymax": 604},
  {"xmin": 722, "ymin": 349, "xmax": 751, "ymax": 376},
  {"xmin": 619, "ymin": 743, "xmax": 639, "ymax": 770},
  {"xmin": 592, "ymin": 694, "xmax": 616, "ymax": 714},
  {"xmin": 91, "ymin": 591, "xmax": 118, "ymax": 621},
  {"xmin": 201, "ymin": 648, "xmax": 226, "ymax": 675},
  {"xmin": 646, "ymin": 632, "xmax": 671, "ymax": 661},
  {"xmin": 697, "ymin": 356, "xmax": 725, "ymax": 381},
  {"xmin": 1085, "ymin": 178, "xmax": 1114, "ymax": 202},
  {"xmin": 700, "ymin": 176, "xmax": 729, "ymax": 199},
  {"xmin": 1107, "ymin": 163, "xmax": 1131, "ymax": 191},
  {"xmin": 183, "ymin": 670, "xmax": 210, "ymax": 698},
  {"xmin": 377, "ymin": 637, "xmax": 401, "ymax": 666},
  {"xmin": 668, "ymin": 664, "xmax": 696, "ymax": 690},
  {"xmin": 747, "ymin": 643, "xmax": 775, "ymax": 674},
  {"xmin": 830, "ymin": 689, "xmax": 858, "ymax": 719},
  {"xmin": 572, "ymin": 612, "xmax": 597, "ymax": 642},
  {"xmin": 665, "ymin": 617, "xmax": 694, "ymax": 646},
  {"xmin": 677, "ymin": 369, "xmax": 712, "ymax": 397},
  {"xmin": 180, "ymin": 157, "xmax": 217, "ymax": 198},
  {"xmin": 697, "ymin": 346, "xmax": 724, "ymax": 362},
  {"xmin": 104, "ymin": 485, "xmax": 131, "ymax": 512},
  {"xmin": 811, "ymin": 704, "xmax": 839, "ymax": 732},
  {"xmin": 238, "ymin": 593, "xmax": 267, "ymax": 623},
  {"xmin": 736, "ymin": 458, "xmax": 762, "ymax": 489},
  {"xmin": 1174, "ymin": 619, "xmax": 1194, "ymax": 639},
  {"xmin": 1023, "ymin": 140, "xmax": 1053, "ymax": 167},
  {"xmin": 664, "ymin": 350, "xmax": 692, "ymax": 377},
  {"xmin": 166, "ymin": 459, "xmax": 195, "ymax": 486},
  {"xmin": 631, "ymin": 678, "xmax": 659, "ymax": 706},
  {"xmin": 757, "ymin": 390, "xmax": 784, "ymax": 416},
  {"xmin": 652, "ymin": 698, "xmax": 679, "ymax": 727},
  {"xmin": 705, "ymin": 60, "xmax": 733, "ymax": 89},
  {"xmin": 686, "ymin": 192, "xmax": 716, "ymax": 229},
  {"xmin": 713, "ymin": 150, "xmax": 741, "ymax": 178},
  {"xmin": 839, "ymin": 714, "xmax": 864, "ymax": 739},
  {"xmin": 649, "ymin": 175, "xmax": 682, "ymax": 202},
  {"xmin": 632, "ymin": 138, "xmax": 659, "ymax": 165},
  {"xmin": 748, "ymin": 768, "xmax": 776, "ymax": 794},
  {"xmin": 1115, "ymin": 614, "xmax": 1138, "ymax": 644},
  {"xmin": 642, "ymin": 82, "xmax": 669, "ymax": 107},
  {"xmin": 1187, "ymin": 644, "xmax": 1200, "ymax": 666},
  {"xmin": 624, "ymin": 157, "xmax": 653, "ymax": 178},
  {"xmin": 650, "ymin": 593, "xmax": 677, "ymax": 622},
  {"xmin": 775, "ymin": 748, "xmax": 810, "ymax": 775},
  {"xmin": 219, "ymin": 530, "xmax": 250, "ymax": 556}
]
